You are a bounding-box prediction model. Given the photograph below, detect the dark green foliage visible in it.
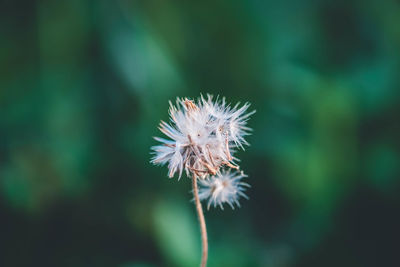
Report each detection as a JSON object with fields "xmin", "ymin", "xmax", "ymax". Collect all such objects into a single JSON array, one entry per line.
[{"xmin": 1, "ymin": 0, "xmax": 399, "ymax": 266}]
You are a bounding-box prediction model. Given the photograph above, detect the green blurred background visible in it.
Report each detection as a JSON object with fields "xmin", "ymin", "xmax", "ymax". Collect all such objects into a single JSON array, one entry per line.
[{"xmin": 1, "ymin": 0, "xmax": 399, "ymax": 266}]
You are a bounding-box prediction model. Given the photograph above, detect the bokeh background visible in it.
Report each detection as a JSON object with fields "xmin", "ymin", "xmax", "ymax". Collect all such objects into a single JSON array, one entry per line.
[{"xmin": 1, "ymin": 0, "xmax": 400, "ymax": 266}]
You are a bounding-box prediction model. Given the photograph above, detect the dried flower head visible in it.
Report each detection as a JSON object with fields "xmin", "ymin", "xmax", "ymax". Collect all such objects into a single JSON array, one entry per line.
[
  {"xmin": 198, "ymin": 170, "xmax": 250, "ymax": 210},
  {"xmin": 151, "ymin": 94, "xmax": 255, "ymax": 180},
  {"xmin": 151, "ymin": 94, "xmax": 255, "ymax": 266}
]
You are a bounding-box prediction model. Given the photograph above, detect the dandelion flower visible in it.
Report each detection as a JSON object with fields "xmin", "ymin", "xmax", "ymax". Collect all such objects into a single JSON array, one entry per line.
[
  {"xmin": 150, "ymin": 94, "xmax": 255, "ymax": 267},
  {"xmin": 151, "ymin": 94, "xmax": 255, "ymax": 179}
]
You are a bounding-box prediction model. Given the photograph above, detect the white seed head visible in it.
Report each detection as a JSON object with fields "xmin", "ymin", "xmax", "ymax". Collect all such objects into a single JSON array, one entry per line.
[
  {"xmin": 198, "ymin": 170, "xmax": 250, "ymax": 210},
  {"xmin": 151, "ymin": 94, "xmax": 255, "ymax": 179}
]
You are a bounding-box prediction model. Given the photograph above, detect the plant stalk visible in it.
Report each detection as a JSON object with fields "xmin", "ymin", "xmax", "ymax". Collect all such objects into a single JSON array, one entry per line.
[{"xmin": 192, "ymin": 175, "xmax": 208, "ymax": 267}]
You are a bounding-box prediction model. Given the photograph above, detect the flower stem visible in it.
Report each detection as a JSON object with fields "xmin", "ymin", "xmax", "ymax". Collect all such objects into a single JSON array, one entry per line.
[{"xmin": 192, "ymin": 175, "xmax": 208, "ymax": 267}]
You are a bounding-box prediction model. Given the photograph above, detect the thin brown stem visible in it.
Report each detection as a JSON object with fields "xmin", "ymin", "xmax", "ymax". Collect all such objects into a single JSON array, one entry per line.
[{"xmin": 192, "ymin": 175, "xmax": 208, "ymax": 267}]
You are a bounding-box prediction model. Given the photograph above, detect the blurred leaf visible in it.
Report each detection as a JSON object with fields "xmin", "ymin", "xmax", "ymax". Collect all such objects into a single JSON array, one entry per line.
[{"xmin": 152, "ymin": 198, "xmax": 199, "ymax": 267}]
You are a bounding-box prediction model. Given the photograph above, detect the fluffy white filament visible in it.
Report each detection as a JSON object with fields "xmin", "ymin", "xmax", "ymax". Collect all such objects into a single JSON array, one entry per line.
[
  {"xmin": 151, "ymin": 94, "xmax": 254, "ymax": 209},
  {"xmin": 198, "ymin": 170, "xmax": 250, "ymax": 210}
]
